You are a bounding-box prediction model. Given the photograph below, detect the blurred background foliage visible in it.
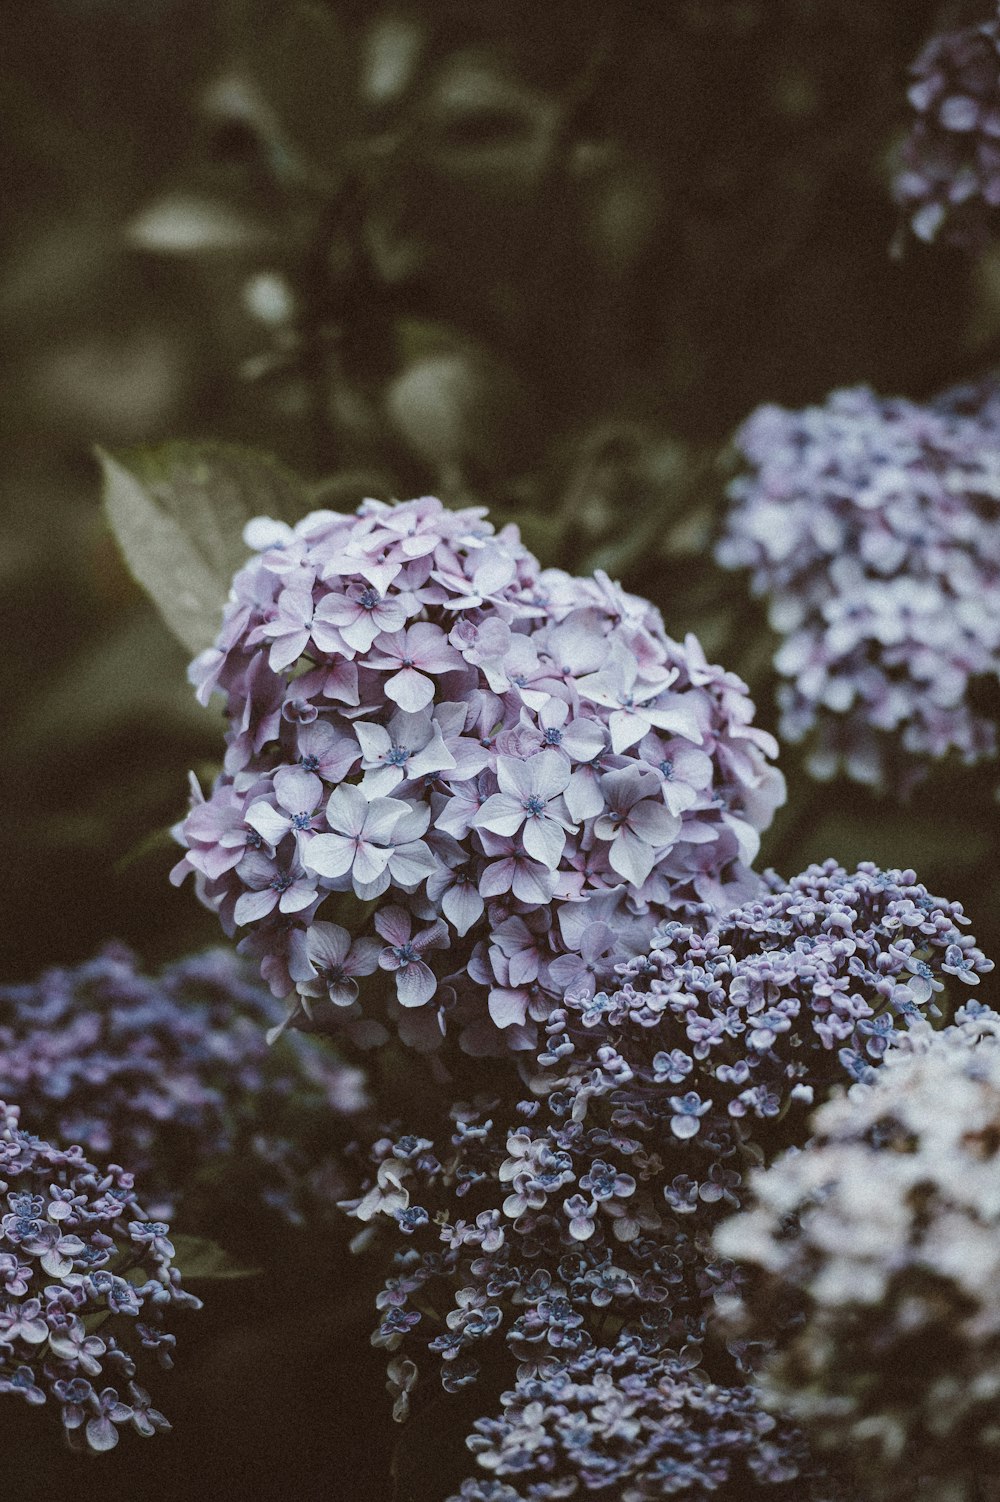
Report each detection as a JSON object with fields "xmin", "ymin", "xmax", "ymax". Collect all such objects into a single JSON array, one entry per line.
[{"xmin": 4, "ymin": 0, "xmax": 1000, "ymax": 1495}]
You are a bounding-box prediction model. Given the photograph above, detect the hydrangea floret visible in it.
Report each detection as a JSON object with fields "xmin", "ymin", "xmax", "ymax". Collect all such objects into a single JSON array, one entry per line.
[
  {"xmin": 446, "ymin": 1334, "xmax": 838, "ymax": 1501},
  {"xmin": 717, "ymin": 383, "xmax": 1000, "ymax": 791},
  {"xmin": 0, "ymin": 945, "xmax": 368, "ymax": 1226},
  {"xmin": 894, "ymin": 6, "xmax": 1000, "ymax": 247},
  {"xmin": 175, "ymin": 496, "xmax": 783, "ymax": 1052},
  {"xmin": 351, "ymin": 861, "xmax": 991, "ymax": 1410},
  {"xmin": 714, "ymin": 1002, "xmax": 1000, "ymax": 1502},
  {"xmin": 0, "ymin": 1099, "xmax": 199, "ymax": 1452}
]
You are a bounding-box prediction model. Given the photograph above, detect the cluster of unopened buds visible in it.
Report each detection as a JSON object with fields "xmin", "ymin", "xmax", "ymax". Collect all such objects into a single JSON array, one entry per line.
[{"xmin": 175, "ymin": 496, "xmax": 783, "ymax": 1053}]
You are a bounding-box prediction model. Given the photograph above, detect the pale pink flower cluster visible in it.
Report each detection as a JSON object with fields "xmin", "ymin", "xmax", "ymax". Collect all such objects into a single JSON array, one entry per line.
[{"xmin": 174, "ymin": 496, "xmax": 783, "ymax": 1053}]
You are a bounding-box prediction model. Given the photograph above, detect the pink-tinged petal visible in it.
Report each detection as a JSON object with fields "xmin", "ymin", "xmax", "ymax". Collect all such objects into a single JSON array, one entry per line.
[
  {"xmin": 390, "ymin": 804, "xmax": 432, "ymax": 842},
  {"xmin": 478, "ymin": 859, "xmax": 516, "ymax": 899},
  {"xmin": 308, "ymin": 616, "xmax": 346, "ymax": 654},
  {"xmin": 407, "ymin": 725, "xmax": 457, "ymax": 779},
  {"xmin": 560, "ymin": 718, "xmax": 606, "ymax": 760},
  {"xmin": 303, "ymin": 919, "xmax": 349, "ymax": 967},
  {"xmin": 328, "ymin": 978, "xmax": 360, "ymax": 1007},
  {"xmin": 233, "ymin": 888, "xmax": 278, "ymax": 925},
  {"xmin": 608, "ymin": 710, "xmax": 645, "ymax": 754},
  {"xmin": 353, "ymin": 869, "xmax": 392, "ymax": 901},
  {"xmin": 354, "ymin": 721, "xmax": 393, "ymax": 763},
  {"xmin": 627, "ymin": 799, "xmax": 682, "ymax": 847},
  {"xmin": 302, "ymin": 832, "xmax": 355, "ymax": 879},
  {"xmin": 325, "ymin": 782, "xmax": 369, "ymax": 836},
  {"xmin": 607, "ymin": 828, "xmax": 656, "ymax": 886},
  {"xmin": 521, "ymin": 816, "xmax": 566, "ymax": 870},
  {"xmin": 375, "ymin": 905, "xmax": 412, "ymax": 945},
  {"xmin": 361, "ymin": 765, "xmax": 406, "ymax": 797},
  {"xmin": 385, "ymin": 667, "xmax": 436, "ymax": 712},
  {"xmin": 245, "ymin": 801, "xmax": 292, "ymax": 846},
  {"xmin": 387, "ymin": 840, "xmax": 437, "ymax": 889},
  {"xmin": 510, "ymin": 860, "xmax": 557, "ymax": 906},
  {"xmin": 644, "ymin": 695, "xmax": 706, "ymax": 744},
  {"xmin": 269, "ymin": 629, "xmax": 311, "ymax": 673},
  {"xmin": 340, "ymin": 614, "xmax": 384, "ymax": 653},
  {"xmin": 442, "ymin": 881, "xmax": 484, "ymax": 936},
  {"xmin": 488, "ymin": 988, "xmax": 528, "ymax": 1028},
  {"xmin": 274, "ymin": 766, "xmax": 322, "ymax": 813},
  {"xmin": 280, "ymin": 881, "xmax": 319, "ymax": 913},
  {"xmin": 507, "ymin": 946, "xmax": 539, "ymax": 988},
  {"xmin": 563, "ymin": 767, "xmax": 605, "ymax": 823},
  {"xmin": 442, "ymin": 739, "xmax": 492, "ymax": 781},
  {"xmin": 396, "ymin": 960, "xmax": 437, "ymax": 1007},
  {"xmin": 359, "ymin": 796, "xmax": 411, "ymax": 844},
  {"xmin": 547, "ymin": 954, "xmax": 588, "ymax": 993},
  {"xmin": 352, "ymin": 841, "xmax": 395, "ymax": 887},
  {"xmin": 346, "ymin": 936, "xmax": 384, "ymax": 976},
  {"xmin": 322, "ymin": 660, "xmax": 360, "ymax": 704},
  {"xmin": 474, "ymin": 793, "xmax": 526, "ymax": 838},
  {"xmin": 412, "ymin": 918, "xmax": 448, "ymax": 954}
]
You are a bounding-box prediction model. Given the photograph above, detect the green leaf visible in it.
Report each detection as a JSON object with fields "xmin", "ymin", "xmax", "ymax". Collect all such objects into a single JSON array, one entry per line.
[
  {"xmin": 170, "ymin": 1234, "xmax": 261, "ymax": 1282},
  {"xmin": 99, "ymin": 442, "xmax": 311, "ymax": 656}
]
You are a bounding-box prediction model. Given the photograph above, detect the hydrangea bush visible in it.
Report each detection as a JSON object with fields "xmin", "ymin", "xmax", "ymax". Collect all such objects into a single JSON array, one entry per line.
[
  {"xmin": 717, "ymin": 384, "xmax": 1000, "ymax": 791},
  {"xmin": 175, "ymin": 496, "xmax": 783, "ymax": 1054},
  {"xmin": 351, "ymin": 861, "xmax": 992, "ymax": 1409},
  {"xmin": 0, "ymin": 944, "xmax": 368, "ymax": 1226},
  {"xmin": 0, "ymin": 1099, "xmax": 199, "ymax": 1452},
  {"xmin": 895, "ymin": 5, "xmax": 1000, "ymax": 247},
  {"xmin": 714, "ymin": 1002, "xmax": 1000, "ymax": 1502}
]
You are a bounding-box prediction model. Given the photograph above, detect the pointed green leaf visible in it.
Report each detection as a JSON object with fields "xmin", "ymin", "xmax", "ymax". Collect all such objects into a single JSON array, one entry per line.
[
  {"xmin": 170, "ymin": 1233, "xmax": 261, "ymax": 1282},
  {"xmin": 99, "ymin": 441, "xmax": 311, "ymax": 656}
]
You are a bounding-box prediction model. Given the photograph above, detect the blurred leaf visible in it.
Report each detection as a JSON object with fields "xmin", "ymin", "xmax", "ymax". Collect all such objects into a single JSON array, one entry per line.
[
  {"xmin": 127, "ymin": 192, "xmax": 276, "ymax": 254},
  {"xmin": 171, "ymin": 1233, "xmax": 261, "ymax": 1282},
  {"xmin": 99, "ymin": 442, "xmax": 311, "ymax": 655},
  {"xmin": 243, "ymin": 3, "xmax": 357, "ymax": 184}
]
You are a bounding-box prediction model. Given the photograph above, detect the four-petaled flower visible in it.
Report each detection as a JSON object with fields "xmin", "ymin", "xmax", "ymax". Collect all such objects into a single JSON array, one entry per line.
[
  {"xmin": 475, "ymin": 753, "xmax": 574, "ymax": 870},
  {"xmin": 376, "ymin": 907, "xmax": 449, "ymax": 1007},
  {"xmin": 288, "ymin": 920, "xmax": 383, "ymax": 1008},
  {"xmin": 304, "ymin": 786, "xmax": 411, "ymax": 891}
]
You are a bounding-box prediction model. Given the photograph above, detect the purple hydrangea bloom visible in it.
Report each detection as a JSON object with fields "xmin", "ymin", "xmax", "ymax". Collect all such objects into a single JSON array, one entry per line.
[
  {"xmin": 718, "ymin": 384, "xmax": 1000, "ymax": 792},
  {"xmin": 895, "ymin": 8, "xmax": 1000, "ymax": 248},
  {"xmin": 0, "ymin": 1099, "xmax": 198, "ymax": 1453},
  {"xmin": 0, "ymin": 945, "xmax": 368, "ymax": 1226},
  {"xmin": 175, "ymin": 496, "xmax": 783, "ymax": 1053},
  {"xmin": 446, "ymin": 1335, "xmax": 834, "ymax": 1501},
  {"xmin": 349, "ymin": 861, "xmax": 991, "ymax": 1412}
]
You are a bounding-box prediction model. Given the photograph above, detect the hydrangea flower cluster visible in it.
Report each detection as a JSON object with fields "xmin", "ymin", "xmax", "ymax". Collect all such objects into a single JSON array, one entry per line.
[
  {"xmin": 717, "ymin": 383, "xmax": 1000, "ymax": 790},
  {"xmin": 353, "ymin": 862, "xmax": 991, "ymax": 1406},
  {"xmin": 0, "ymin": 945, "xmax": 368, "ymax": 1226},
  {"xmin": 0, "ymin": 1099, "xmax": 199, "ymax": 1453},
  {"xmin": 894, "ymin": 6, "xmax": 1000, "ymax": 247},
  {"xmin": 176, "ymin": 495, "xmax": 783, "ymax": 1052},
  {"xmin": 445, "ymin": 1335, "xmax": 839, "ymax": 1502},
  {"xmin": 713, "ymin": 1002, "xmax": 1000, "ymax": 1502}
]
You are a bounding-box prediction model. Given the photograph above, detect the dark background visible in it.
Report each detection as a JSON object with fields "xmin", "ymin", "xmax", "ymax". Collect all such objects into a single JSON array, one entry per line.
[{"xmin": 2, "ymin": 2, "xmax": 999, "ymax": 1497}]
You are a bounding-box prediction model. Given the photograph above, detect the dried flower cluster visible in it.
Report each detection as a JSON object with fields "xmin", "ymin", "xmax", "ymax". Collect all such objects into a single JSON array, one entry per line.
[
  {"xmin": 718, "ymin": 384, "xmax": 1000, "ymax": 791},
  {"xmin": 895, "ymin": 6, "xmax": 1000, "ymax": 247},
  {"xmin": 0, "ymin": 945, "xmax": 368, "ymax": 1226},
  {"xmin": 0, "ymin": 1100, "xmax": 199, "ymax": 1452},
  {"xmin": 714, "ymin": 1002, "xmax": 1000, "ymax": 1502},
  {"xmin": 176, "ymin": 496, "xmax": 782, "ymax": 1053}
]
